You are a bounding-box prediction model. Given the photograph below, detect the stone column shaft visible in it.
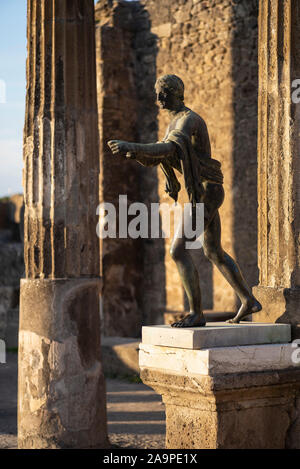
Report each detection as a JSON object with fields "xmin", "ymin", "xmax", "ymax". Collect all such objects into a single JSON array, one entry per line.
[
  {"xmin": 253, "ymin": 0, "xmax": 300, "ymax": 334},
  {"xmin": 23, "ymin": 0, "xmax": 100, "ymax": 279},
  {"xmin": 18, "ymin": 0, "xmax": 108, "ymax": 449}
]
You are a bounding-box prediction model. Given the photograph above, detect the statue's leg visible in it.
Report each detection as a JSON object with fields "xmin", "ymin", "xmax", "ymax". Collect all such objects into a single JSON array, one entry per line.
[
  {"xmin": 203, "ymin": 211, "xmax": 262, "ymax": 323},
  {"xmin": 170, "ymin": 185, "xmax": 223, "ymax": 328},
  {"xmin": 170, "ymin": 210, "xmax": 206, "ymax": 328}
]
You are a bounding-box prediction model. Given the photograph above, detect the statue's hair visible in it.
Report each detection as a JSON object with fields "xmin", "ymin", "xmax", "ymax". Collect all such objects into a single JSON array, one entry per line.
[{"xmin": 155, "ymin": 74, "xmax": 184, "ymax": 101}]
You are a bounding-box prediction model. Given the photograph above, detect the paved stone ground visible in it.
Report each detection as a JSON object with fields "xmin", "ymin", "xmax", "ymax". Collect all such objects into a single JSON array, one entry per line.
[{"xmin": 0, "ymin": 352, "xmax": 165, "ymax": 449}]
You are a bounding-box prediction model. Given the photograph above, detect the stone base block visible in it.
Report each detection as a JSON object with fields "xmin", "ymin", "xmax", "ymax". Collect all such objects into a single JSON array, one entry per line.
[
  {"xmin": 140, "ymin": 321, "xmax": 300, "ymax": 449},
  {"xmin": 140, "ymin": 365, "xmax": 300, "ymax": 449},
  {"xmin": 253, "ymin": 285, "xmax": 300, "ymax": 338},
  {"xmin": 142, "ymin": 322, "xmax": 291, "ymax": 349},
  {"xmin": 18, "ymin": 278, "xmax": 109, "ymax": 449},
  {"xmin": 140, "ymin": 342, "xmax": 299, "ymax": 375}
]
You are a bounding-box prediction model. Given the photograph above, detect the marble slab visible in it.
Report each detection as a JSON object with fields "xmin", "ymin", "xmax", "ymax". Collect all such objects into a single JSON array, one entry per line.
[
  {"xmin": 141, "ymin": 322, "xmax": 291, "ymax": 349},
  {"xmin": 139, "ymin": 342, "xmax": 299, "ymax": 376}
]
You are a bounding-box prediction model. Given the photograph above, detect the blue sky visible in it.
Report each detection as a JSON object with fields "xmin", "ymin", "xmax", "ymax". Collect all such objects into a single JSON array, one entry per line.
[
  {"xmin": 0, "ymin": 1, "xmax": 27, "ymax": 197},
  {"xmin": 0, "ymin": 0, "xmax": 134, "ymax": 198}
]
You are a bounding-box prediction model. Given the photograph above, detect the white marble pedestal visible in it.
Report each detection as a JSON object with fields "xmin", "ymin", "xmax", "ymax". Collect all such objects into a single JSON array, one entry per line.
[{"xmin": 139, "ymin": 322, "xmax": 300, "ymax": 449}]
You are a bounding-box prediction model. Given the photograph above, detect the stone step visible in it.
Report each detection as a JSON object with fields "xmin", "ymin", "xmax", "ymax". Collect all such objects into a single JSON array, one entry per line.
[
  {"xmin": 139, "ymin": 342, "xmax": 299, "ymax": 376},
  {"xmin": 101, "ymin": 336, "xmax": 141, "ymax": 378}
]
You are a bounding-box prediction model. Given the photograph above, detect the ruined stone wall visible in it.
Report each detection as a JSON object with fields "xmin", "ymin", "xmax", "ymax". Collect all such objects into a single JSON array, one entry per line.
[
  {"xmin": 0, "ymin": 195, "xmax": 24, "ymax": 348},
  {"xmin": 140, "ymin": 0, "xmax": 259, "ymax": 313},
  {"xmin": 95, "ymin": 1, "xmax": 165, "ymax": 336},
  {"xmin": 96, "ymin": 0, "xmax": 259, "ymax": 333}
]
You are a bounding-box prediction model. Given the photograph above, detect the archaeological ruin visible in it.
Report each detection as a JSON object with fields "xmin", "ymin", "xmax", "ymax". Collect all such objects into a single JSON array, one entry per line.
[{"xmin": 0, "ymin": 0, "xmax": 299, "ymax": 450}]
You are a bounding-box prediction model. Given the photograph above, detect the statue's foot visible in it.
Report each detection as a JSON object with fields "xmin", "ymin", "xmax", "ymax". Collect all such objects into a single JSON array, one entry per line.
[
  {"xmin": 226, "ymin": 298, "xmax": 262, "ymax": 324},
  {"xmin": 171, "ymin": 312, "xmax": 206, "ymax": 328}
]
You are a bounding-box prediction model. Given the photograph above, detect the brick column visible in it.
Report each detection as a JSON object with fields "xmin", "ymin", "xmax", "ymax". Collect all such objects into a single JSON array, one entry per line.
[
  {"xmin": 253, "ymin": 0, "xmax": 300, "ymax": 337},
  {"xmin": 18, "ymin": 0, "xmax": 108, "ymax": 448}
]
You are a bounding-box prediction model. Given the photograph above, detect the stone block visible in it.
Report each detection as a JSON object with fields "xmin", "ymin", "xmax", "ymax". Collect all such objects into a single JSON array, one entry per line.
[
  {"xmin": 139, "ymin": 342, "xmax": 299, "ymax": 376},
  {"xmin": 174, "ymin": 9, "xmax": 191, "ymax": 24},
  {"xmin": 101, "ymin": 336, "xmax": 140, "ymax": 377},
  {"xmin": 142, "ymin": 322, "xmax": 291, "ymax": 349},
  {"xmin": 151, "ymin": 23, "xmax": 171, "ymax": 38},
  {"xmin": 140, "ymin": 354, "xmax": 300, "ymax": 448},
  {"xmin": 140, "ymin": 321, "xmax": 300, "ymax": 448}
]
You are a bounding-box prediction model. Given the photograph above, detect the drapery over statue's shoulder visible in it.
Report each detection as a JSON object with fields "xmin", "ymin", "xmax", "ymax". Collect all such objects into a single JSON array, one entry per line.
[{"xmin": 162, "ymin": 129, "xmax": 224, "ymax": 206}]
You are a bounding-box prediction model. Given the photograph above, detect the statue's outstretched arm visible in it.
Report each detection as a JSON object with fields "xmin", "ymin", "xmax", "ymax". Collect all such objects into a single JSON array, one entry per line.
[
  {"xmin": 108, "ymin": 140, "xmax": 175, "ymax": 159},
  {"xmin": 133, "ymin": 154, "xmax": 162, "ymax": 167}
]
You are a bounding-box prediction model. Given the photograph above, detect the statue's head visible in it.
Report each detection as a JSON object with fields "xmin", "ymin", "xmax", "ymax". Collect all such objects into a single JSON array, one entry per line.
[{"xmin": 155, "ymin": 74, "xmax": 184, "ymax": 110}]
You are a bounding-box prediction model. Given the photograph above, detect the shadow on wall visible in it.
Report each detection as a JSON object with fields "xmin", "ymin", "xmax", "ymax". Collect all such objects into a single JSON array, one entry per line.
[
  {"xmin": 231, "ymin": 0, "xmax": 259, "ymax": 309},
  {"xmin": 132, "ymin": 4, "xmax": 167, "ymax": 327},
  {"xmin": 96, "ymin": 0, "xmax": 165, "ymax": 336}
]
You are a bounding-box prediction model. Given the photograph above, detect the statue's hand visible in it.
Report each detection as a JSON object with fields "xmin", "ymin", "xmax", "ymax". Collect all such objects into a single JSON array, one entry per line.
[{"xmin": 107, "ymin": 140, "xmax": 131, "ymax": 155}]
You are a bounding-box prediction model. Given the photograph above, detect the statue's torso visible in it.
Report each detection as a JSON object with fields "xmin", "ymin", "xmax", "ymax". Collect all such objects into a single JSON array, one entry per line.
[
  {"xmin": 164, "ymin": 108, "xmax": 212, "ymax": 159},
  {"xmin": 161, "ymin": 108, "xmax": 223, "ymax": 202}
]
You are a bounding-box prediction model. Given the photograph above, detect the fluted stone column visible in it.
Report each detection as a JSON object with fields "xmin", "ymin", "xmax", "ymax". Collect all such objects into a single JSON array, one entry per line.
[
  {"xmin": 253, "ymin": 0, "xmax": 300, "ymax": 337},
  {"xmin": 18, "ymin": 0, "xmax": 108, "ymax": 448}
]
